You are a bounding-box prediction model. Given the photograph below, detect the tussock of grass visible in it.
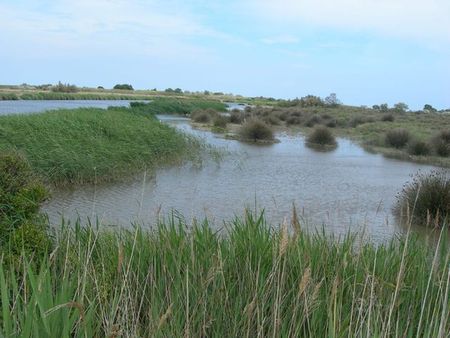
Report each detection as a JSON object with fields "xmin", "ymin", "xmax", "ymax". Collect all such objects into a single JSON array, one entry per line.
[
  {"xmin": 0, "ymin": 107, "xmax": 201, "ymax": 185},
  {"xmin": 306, "ymin": 126, "xmax": 337, "ymax": 147},
  {"xmin": 0, "ymin": 212, "xmax": 448, "ymax": 336},
  {"xmin": 395, "ymin": 170, "xmax": 450, "ymax": 225},
  {"xmin": 238, "ymin": 118, "xmax": 274, "ymax": 142},
  {"xmin": 385, "ymin": 128, "xmax": 410, "ymax": 148}
]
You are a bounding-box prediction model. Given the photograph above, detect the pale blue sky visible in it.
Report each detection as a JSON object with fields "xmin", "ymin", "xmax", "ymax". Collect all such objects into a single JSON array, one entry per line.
[{"xmin": 1, "ymin": 0, "xmax": 449, "ymax": 109}]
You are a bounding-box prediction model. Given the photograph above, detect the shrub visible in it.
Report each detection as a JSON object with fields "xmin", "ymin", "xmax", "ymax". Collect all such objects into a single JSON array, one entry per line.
[
  {"xmin": 286, "ymin": 116, "xmax": 302, "ymax": 126},
  {"xmin": 263, "ymin": 115, "xmax": 281, "ymax": 126},
  {"xmin": 431, "ymin": 130, "xmax": 450, "ymax": 157},
  {"xmin": 325, "ymin": 119, "xmax": 337, "ymax": 128},
  {"xmin": 229, "ymin": 110, "xmax": 244, "ymax": 124},
  {"xmin": 306, "ymin": 126, "xmax": 337, "ymax": 146},
  {"xmin": 382, "ymin": 113, "xmax": 395, "ymax": 122},
  {"xmin": 238, "ymin": 119, "xmax": 274, "ymax": 141},
  {"xmin": 51, "ymin": 81, "xmax": 78, "ymax": 93},
  {"xmin": 191, "ymin": 109, "xmax": 212, "ymax": 123},
  {"xmin": 394, "ymin": 170, "xmax": 450, "ymax": 225},
  {"xmin": 305, "ymin": 115, "xmax": 321, "ymax": 127},
  {"xmin": 0, "ymin": 152, "xmax": 50, "ymax": 258},
  {"xmin": 385, "ymin": 129, "xmax": 410, "ymax": 148},
  {"xmin": 407, "ymin": 140, "xmax": 430, "ymax": 156},
  {"xmin": 113, "ymin": 84, "xmax": 134, "ymax": 90},
  {"xmin": 213, "ymin": 115, "xmax": 228, "ymax": 128}
]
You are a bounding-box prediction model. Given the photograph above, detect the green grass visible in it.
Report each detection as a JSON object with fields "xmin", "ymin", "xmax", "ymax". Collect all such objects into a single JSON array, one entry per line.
[
  {"xmin": 0, "ymin": 212, "xmax": 448, "ymax": 337},
  {"xmin": 0, "ymin": 107, "xmax": 201, "ymax": 185}
]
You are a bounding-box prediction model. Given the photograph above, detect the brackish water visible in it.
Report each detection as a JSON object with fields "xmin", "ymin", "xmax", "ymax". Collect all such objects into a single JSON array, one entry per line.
[
  {"xmin": 42, "ymin": 114, "xmax": 439, "ymax": 243},
  {"xmin": 0, "ymin": 100, "xmax": 441, "ymax": 242}
]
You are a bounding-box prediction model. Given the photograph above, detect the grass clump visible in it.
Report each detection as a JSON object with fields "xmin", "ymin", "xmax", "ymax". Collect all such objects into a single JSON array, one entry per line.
[
  {"xmin": 394, "ymin": 170, "xmax": 450, "ymax": 225},
  {"xmin": 238, "ymin": 118, "xmax": 274, "ymax": 142},
  {"xmin": 306, "ymin": 126, "xmax": 337, "ymax": 147},
  {"xmin": 0, "ymin": 107, "xmax": 201, "ymax": 185},
  {"xmin": 0, "ymin": 212, "xmax": 448, "ymax": 336},
  {"xmin": 213, "ymin": 115, "xmax": 228, "ymax": 128},
  {"xmin": 381, "ymin": 113, "xmax": 395, "ymax": 122},
  {"xmin": 431, "ymin": 130, "xmax": 450, "ymax": 157},
  {"xmin": 407, "ymin": 140, "xmax": 431, "ymax": 156},
  {"xmin": 385, "ymin": 128, "xmax": 410, "ymax": 148}
]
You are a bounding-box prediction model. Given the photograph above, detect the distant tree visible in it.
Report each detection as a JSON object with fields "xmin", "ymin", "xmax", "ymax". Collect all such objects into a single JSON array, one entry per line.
[
  {"xmin": 324, "ymin": 93, "xmax": 341, "ymax": 107},
  {"xmin": 174, "ymin": 88, "xmax": 183, "ymax": 93},
  {"xmin": 51, "ymin": 81, "xmax": 79, "ymax": 93},
  {"xmin": 393, "ymin": 102, "xmax": 409, "ymax": 112},
  {"xmin": 380, "ymin": 103, "xmax": 389, "ymax": 112},
  {"xmin": 204, "ymin": 90, "xmax": 210, "ymax": 95},
  {"xmin": 423, "ymin": 104, "xmax": 437, "ymax": 112},
  {"xmin": 113, "ymin": 84, "xmax": 134, "ymax": 90},
  {"xmin": 372, "ymin": 105, "xmax": 380, "ymax": 110},
  {"xmin": 299, "ymin": 95, "xmax": 324, "ymax": 107},
  {"xmin": 97, "ymin": 86, "xmax": 104, "ymax": 90}
]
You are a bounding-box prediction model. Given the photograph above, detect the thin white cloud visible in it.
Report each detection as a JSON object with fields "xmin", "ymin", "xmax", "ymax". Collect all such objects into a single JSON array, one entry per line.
[
  {"xmin": 0, "ymin": 0, "xmax": 227, "ymax": 59},
  {"xmin": 246, "ymin": 0, "xmax": 450, "ymax": 45},
  {"xmin": 261, "ymin": 34, "xmax": 299, "ymax": 44}
]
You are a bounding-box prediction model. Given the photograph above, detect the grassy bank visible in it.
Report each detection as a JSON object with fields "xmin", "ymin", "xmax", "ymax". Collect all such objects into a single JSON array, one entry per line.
[
  {"xmin": 0, "ymin": 106, "xmax": 201, "ymax": 185},
  {"xmin": 0, "ymin": 213, "xmax": 448, "ymax": 337}
]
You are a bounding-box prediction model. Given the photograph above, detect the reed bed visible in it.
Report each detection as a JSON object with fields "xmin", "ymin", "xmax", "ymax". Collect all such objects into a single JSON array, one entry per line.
[
  {"xmin": 0, "ymin": 212, "xmax": 448, "ymax": 337},
  {"xmin": 0, "ymin": 107, "xmax": 202, "ymax": 185}
]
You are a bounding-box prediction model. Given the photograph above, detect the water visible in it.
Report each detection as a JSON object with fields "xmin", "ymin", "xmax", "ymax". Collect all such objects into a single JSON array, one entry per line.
[
  {"xmin": 0, "ymin": 100, "xmax": 441, "ymax": 242},
  {"xmin": 0, "ymin": 100, "xmax": 132, "ymax": 115},
  {"xmin": 41, "ymin": 114, "xmax": 441, "ymax": 243}
]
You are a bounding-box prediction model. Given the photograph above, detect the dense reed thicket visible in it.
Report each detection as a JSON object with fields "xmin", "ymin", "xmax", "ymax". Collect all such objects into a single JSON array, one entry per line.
[
  {"xmin": 0, "ymin": 106, "xmax": 201, "ymax": 185},
  {"xmin": 0, "ymin": 213, "xmax": 448, "ymax": 337}
]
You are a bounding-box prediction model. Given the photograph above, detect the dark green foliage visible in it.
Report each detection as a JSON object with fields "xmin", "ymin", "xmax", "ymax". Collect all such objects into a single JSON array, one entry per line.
[
  {"xmin": 306, "ymin": 126, "xmax": 337, "ymax": 146},
  {"xmin": 305, "ymin": 114, "xmax": 321, "ymax": 127},
  {"xmin": 325, "ymin": 119, "xmax": 337, "ymax": 128},
  {"xmin": 431, "ymin": 130, "xmax": 450, "ymax": 157},
  {"xmin": 408, "ymin": 140, "xmax": 431, "ymax": 156},
  {"xmin": 0, "ymin": 152, "xmax": 50, "ymax": 258},
  {"xmin": 385, "ymin": 128, "xmax": 410, "ymax": 148},
  {"xmin": 238, "ymin": 119, "xmax": 274, "ymax": 141},
  {"xmin": 113, "ymin": 84, "xmax": 134, "ymax": 90},
  {"xmin": 381, "ymin": 113, "xmax": 395, "ymax": 122},
  {"xmin": 394, "ymin": 170, "xmax": 450, "ymax": 225},
  {"xmin": 0, "ymin": 93, "xmax": 19, "ymax": 100}
]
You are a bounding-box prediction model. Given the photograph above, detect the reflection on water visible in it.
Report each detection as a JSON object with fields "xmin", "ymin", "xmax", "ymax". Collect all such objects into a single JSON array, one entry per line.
[{"xmin": 42, "ymin": 115, "xmax": 441, "ymax": 243}]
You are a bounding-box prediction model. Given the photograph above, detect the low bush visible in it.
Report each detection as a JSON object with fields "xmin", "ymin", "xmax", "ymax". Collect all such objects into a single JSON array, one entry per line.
[
  {"xmin": 238, "ymin": 119, "xmax": 274, "ymax": 141},
  {"xmin": 407, "ymin": 140, "xmax": 430, "ymax": 156},
  {"xmin": 431, "ymin": 130, "xmax": 450, "ymax": 157},
  {"xmin": 305, "ymin": 115, "xmax": 321, "ymax": 127},
  {"xmin": 306, "ymin": 126, "xmax": 337, "ymax": 146},
  {"xmin": 191, "ymin": 109, "xmax": 213, "ymax": 123},
  {"xmin": 385, "ymin": 128, "xmax": 410, "ymax": 148},
  {"xmin": 229, "ymin": 110, "xmax": 244, "ymax": 124},
  {"xmin": 381, "ymin": 113, "xmax": 395, "ymax": 122},
  {"xmin": 213, "ymin": 115, "xmax": 228, "ymax": 128},
  {"xmin": 394, "ymin": 170, "xmax": 450, "ymax": 225}
]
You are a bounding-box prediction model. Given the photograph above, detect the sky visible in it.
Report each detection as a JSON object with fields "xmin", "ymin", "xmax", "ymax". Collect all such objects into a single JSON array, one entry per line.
[{"xmin": 0, "ymin": 0, "xmax": 449, "ymax": 109}]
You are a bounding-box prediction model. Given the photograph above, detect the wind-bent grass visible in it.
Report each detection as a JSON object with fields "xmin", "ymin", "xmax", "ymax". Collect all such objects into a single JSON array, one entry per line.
[
  {"xmin": 0, "ymin": 107, "xmax": 202, "ymax": 185},
  {"xmin": 0, "ymin": 212, "xmax": 448, "ymax": 337}
]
